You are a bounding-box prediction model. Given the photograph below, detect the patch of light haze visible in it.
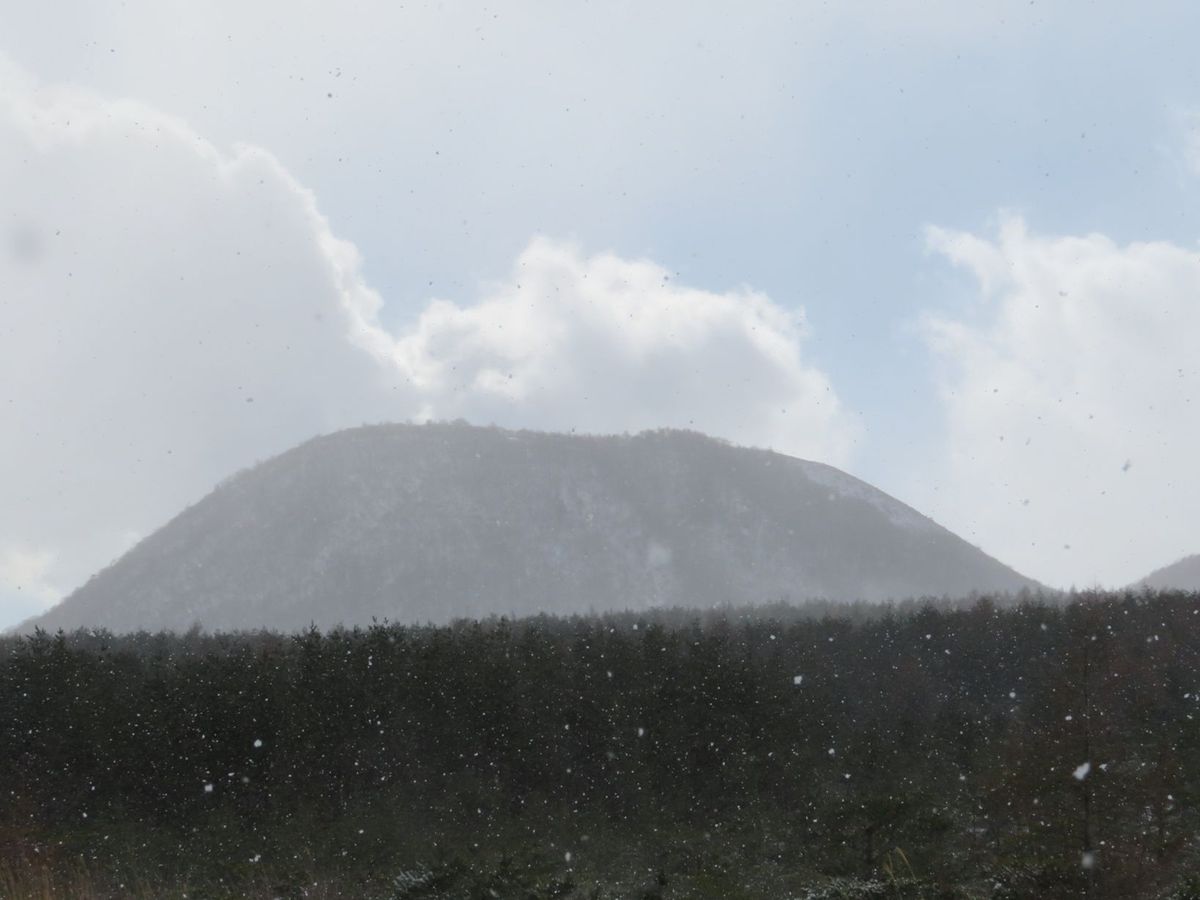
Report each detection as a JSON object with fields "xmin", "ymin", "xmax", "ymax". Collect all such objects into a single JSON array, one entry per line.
[{"xmin": 796, "ymin": 461, "xmax": 934, "ymax": 534}]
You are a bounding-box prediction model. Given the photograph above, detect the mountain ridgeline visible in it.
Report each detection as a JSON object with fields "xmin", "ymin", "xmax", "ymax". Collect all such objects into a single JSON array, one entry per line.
[
  {"xmin": 29, "ymin": 424, "xmax": 1040, "ymax": 632},
  {"xmin": 1138, "ymin": 554, "xmax": 1200, "ymax": 592}
]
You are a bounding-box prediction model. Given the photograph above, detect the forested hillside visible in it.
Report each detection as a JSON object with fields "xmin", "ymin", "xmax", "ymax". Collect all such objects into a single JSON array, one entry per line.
[
  {"xmin": 28, "ymin": 423, "xmax": 1038, "ymax": 633},
  {"xmin": 3, "ymin": 591, "xmax": 1199, "ymax": 898}
]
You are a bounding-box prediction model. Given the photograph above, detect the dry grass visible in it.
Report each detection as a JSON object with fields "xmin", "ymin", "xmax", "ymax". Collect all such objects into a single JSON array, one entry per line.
[
  {"xmin": 0, "ymin": 856, "xmax": 198, "ymax": 900},
  {"xmin": 0, "ymin": 857, "xmax": 379, "ymax": 900},
  {"xmin": 0, "ymin": 858, "xmax": 107, "ymax": 900}
]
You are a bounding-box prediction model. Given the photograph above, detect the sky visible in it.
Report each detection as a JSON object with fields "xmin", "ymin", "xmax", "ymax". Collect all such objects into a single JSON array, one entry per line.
[{"xmin": 3, "ymin": 0, "xmax": 1200, "ymax": 628}]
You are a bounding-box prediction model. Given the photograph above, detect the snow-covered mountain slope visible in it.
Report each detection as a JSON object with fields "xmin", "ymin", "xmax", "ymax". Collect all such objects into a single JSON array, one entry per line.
[
  {"xmin": 26, "ymin": 423, "xmax": 1040, "ymax": 632},
  {"xmin": 1136, "ymin": 554, "xmax": 1200, "ymax": 592}
]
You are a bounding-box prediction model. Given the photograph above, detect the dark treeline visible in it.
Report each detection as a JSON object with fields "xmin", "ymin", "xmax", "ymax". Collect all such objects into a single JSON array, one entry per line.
[{"xmin": 3, "ymin": 591, "xmax": 1200, "ymax": 898}]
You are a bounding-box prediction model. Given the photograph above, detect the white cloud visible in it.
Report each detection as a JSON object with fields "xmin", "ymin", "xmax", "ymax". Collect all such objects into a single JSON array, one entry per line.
[
  {"xmin": 388, "ymin": 238, "xmax": 855, "ymax": 461},
  {"xmin": 0, "ymin": 59, "xmax": 402, "ymax": 626},
  {"xmin": 0, "ymin": 61, "xmax": 853, "ymax": 628},
  {"xmin": 918, "ymin": 215, "xmax": 1200, "ymax": 588}
]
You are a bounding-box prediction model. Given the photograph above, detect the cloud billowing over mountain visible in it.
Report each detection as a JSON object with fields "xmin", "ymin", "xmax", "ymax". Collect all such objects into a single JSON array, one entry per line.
[{"xmin": 0, "ymin": 60, "xmax": 852, "ymax": 627}]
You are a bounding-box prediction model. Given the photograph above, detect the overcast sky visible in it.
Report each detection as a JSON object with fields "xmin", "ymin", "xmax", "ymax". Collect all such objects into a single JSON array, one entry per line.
[{"xmin": 3, "ymin": 0, "xmax": 1200, "ymax": 628}]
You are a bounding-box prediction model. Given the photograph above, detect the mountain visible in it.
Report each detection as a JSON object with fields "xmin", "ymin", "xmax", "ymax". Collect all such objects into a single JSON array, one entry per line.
[
  {"xmin": 26, "ymin": 423, "xmax": 1040, "ymax": 633},
  {"xmin": 1136, "ymin": 554, "xmax": 1200, "ymax": 592}
]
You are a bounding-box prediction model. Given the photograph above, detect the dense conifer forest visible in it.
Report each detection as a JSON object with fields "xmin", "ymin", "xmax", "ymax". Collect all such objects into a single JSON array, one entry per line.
[{"xmin": 3, "ymin": 591, "xmax": 1200, "ymax": 898}]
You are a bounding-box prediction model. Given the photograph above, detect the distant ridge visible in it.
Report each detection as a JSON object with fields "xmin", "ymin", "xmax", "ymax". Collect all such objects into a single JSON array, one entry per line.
[
  {"xmin": 1136, "ymin": 554, "xmax": 1200, "ymax": 592},
  {"xmin": 27, "ymin": 423, "xmax": 1041, "ymax": 632}
]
